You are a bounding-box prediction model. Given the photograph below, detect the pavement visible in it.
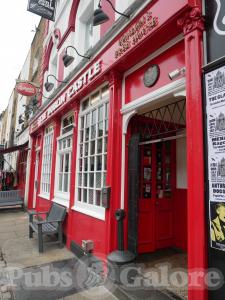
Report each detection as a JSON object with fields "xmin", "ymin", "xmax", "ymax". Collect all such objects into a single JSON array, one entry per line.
[{"xmin": 0, "ymin": 208, "xmax": 186, "ymax": 300}]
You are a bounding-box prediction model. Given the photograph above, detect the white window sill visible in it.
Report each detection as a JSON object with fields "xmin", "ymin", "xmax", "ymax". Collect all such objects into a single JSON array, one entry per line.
[
  {"xmin": 53, "ymin": 197, "xmax": 69, "ymax": 208},
  {"xmin": 38, "ymin": 193, "xmax": 50, "ymax": 200},
  {"xmin": 71, "ymin": 204, "xmax": 105, "ymax": 221}
]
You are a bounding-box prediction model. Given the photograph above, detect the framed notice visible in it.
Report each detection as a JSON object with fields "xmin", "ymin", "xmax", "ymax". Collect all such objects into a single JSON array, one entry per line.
[
  {"xmin": 204, "ymin": 62, "xmax": 225, "ymax": 251},
  {"xmin": 27, "ymin": 0, "xmax": 56, "ymax": 21}
]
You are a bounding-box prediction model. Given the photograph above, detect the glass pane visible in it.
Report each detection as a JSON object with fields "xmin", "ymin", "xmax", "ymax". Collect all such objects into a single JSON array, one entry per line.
[
  {"xmin": 97, "ymin": 138, "xmax": 103, "ymax": 154},
  {"xmin": 96, "ymin": 190, "xmax": 101, "ymax": 206},
  {"xmin": 84, "ymin": 158, "xmax": 88, "ymax": 171},
  {"xmin": 65, "ymin": 153, "xmax": 70, "ymax": 172},
  {"xmin": 104, "ymin": 155, "xmax": 107, "ymax": 171},
  {"xmin": 104, "ymin": 137, "xmax": 108, "ymax": 153},
  {"xmin": 84, "ymin": 173, "xmax": 88, "ymax": 187},
  {"xmin": 89, "ymin": 173, "xmax": 94, "ymax": 188},
  {"xmin": 90, "ymin": 156, "xmax": 95, "ymax": 171},
  {"xmin": 79, "ymin": 159, "xmax": 83, "ymax": 172},
  {"xmin": 91, "ymin": 125, "xmax": 96, "ymax": 139},
  {"xmin": 78, "ymin": 188, "xmax": 82, "ymax": 202},
  {"xmin": 59, "ymin": 141, "xmax": 62, "ymax": 150},
  {"xmin": 67, "ymin": 138, "xmax": 71, "ymax": 148},
  {"xmin": 105, "ymin": 120, "xmax": 108, "ymax": 135},
  {"xmin": 85, "ymin": 128, "xmax": 89, "ymax": 141},
  {"xmin": 60, "ymin": 155, "xmax": 64, "ymax": 172},
  {"xmin": 63, "ymin": 139, "xmax": 67, "ymax": 149},
  {"xmin": 105, "ymin": 102, "xmax": 109, "ymax": 119},
  {"xmin": 102, "ymin": 86, "xmax": 109, "ymax": 98},
  {"xmin": 90, "ymin": 141, "xmax": 95, "ymax": 155},
  {"xmin": 96, "ymin": 172, "xmax": 101, "ymax": 188},
  {"xmin": 83, "ymin": 189, "xmax": 87, "ymax": 203},
  {"xmin": 98, "ymin": 122, "xmax": 103, "ymax": 137},
  {"xmin": 80, "ymin": 144, "xmax": 83, "ymax": 157},
  {"xmin": 84, "ymin": 143, "xmax": 89, "ymax": 156},
  {"xmin": 92, "ymin": 109, "xmax": 97, "ymax": 124},
  {"xmin": 59, "ymin": 173, "xmax": 63, "ymax": 191},
  {"xmin": 64, "ymin": 174, "xmax": 69, "ymax": 192},
  {"xmin": 86, "ymin": 113, "xmax": 91, "ymax": 128},
  {"xmin": 99, "ymin": 106, "xmax": 103, "ymax": 121},
  {"xmin": 78, "ymin": 173, "xmax": 82, "ymax": 186},
  {"xmin": 97, "ymin": 156, "xmax": 102, "ymax": 171},
  {"xmin": 103, "ymin": 172, "xmax": 107, "ymax": 186},
  {"xmin": 89, "ymin": 189, "xmax": 94, "ymax": 204},
  {"xmin": 80, "ymin": 130, "xmax": 84, "ymax": 143},
  {"xmin": 82, "ymin": 100, "xmax": 89, "ymax": 111}
]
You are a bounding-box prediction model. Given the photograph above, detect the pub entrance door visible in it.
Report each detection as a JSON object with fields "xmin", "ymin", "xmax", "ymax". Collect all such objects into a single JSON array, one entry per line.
[{"xmin": 138, "ymin": 140, "xmax": 175, "ymax": 253}]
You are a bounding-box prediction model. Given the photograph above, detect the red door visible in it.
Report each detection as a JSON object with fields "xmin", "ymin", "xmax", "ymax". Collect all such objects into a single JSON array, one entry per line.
[{"xmin": 138, "ymin": 140, "xmax": 175, "ymax": 253}]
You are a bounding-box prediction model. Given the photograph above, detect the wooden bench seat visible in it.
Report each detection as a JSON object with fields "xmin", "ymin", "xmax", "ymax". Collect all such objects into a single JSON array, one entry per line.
[{"xmin": 0, "ymin": 190, "xmax": 24, "ymax": 208}]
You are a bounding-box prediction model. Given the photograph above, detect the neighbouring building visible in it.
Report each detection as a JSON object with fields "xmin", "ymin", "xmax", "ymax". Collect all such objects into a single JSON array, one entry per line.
[{"xmin": 27, "ymin": 1, "xmax": 207, "ymax": 299}]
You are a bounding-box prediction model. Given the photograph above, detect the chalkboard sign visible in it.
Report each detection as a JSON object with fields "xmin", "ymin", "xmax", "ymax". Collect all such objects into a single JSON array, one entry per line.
[{"xmin": 27, "ymin": 0, "xmax": 56, "ymax": 21}]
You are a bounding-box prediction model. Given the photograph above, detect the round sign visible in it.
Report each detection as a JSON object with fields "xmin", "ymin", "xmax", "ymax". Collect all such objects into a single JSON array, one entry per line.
[
  {"xmin": 15, "ymin": 82, "xmax": 37, "ymax": 97},
  {"xmin": 143, "ymin": 64, "xmax": 160, "ymax": 87}
]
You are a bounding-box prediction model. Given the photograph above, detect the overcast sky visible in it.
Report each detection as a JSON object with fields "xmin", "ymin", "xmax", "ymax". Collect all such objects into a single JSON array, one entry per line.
[{"xmin": 0, "ymin": 1, "xmax": 40, "ymax": 113}]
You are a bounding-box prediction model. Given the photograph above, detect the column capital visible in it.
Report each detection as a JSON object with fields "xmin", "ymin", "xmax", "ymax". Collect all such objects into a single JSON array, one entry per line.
[
  {"xmin": 177, "ymin": 6, "xmax": 204, "ymax": 36},
  {"xmin": 105, "ymin": 70, "xmax": 123, "ymax": 87}
]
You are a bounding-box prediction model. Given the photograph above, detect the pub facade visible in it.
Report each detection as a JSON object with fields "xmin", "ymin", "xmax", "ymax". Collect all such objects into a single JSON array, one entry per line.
[{"xmin": 27, "ymin": 1, "xmax": 207, "ymax": 299}]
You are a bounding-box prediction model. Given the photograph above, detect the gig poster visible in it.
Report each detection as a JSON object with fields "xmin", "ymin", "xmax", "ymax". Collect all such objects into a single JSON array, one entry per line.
[{"xmin": 205, "ymin": 65, "xmax": 225, "ymax": 250}]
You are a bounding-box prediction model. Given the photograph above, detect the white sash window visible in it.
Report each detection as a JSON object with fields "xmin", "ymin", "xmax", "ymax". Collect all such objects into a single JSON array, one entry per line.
[{"xmin": 74, "ymin": 85, "xmax": 109, "ymax": 220}]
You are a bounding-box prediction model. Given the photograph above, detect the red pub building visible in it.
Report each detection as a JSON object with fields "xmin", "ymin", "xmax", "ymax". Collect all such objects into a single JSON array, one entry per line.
[{"xmin": 27, "ymin": 0, "xmax": 207, "ymax": 299}]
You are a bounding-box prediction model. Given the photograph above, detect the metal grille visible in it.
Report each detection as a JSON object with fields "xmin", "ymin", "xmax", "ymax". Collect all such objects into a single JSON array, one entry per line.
[{"xmin": 132, "ymin": 99, "xmax": 186, "ymax": 141}]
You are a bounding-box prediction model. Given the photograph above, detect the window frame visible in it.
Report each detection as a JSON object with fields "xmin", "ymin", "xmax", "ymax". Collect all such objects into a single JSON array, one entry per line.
[
  {"xmin": 73, "ymin": 85, "xmax": 110, "ymax": 220},
  {"xmin": 54, "ymin": 113, "xmax": 74, "ymax": 207},
  {"xmin": 39, "ymin": 126, "xmax": 54, "ymax": 199}
]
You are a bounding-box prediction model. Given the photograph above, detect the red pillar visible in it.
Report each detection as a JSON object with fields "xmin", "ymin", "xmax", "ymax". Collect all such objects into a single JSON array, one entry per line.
[
  {"xmin": 178, "ymin": 7, "xmax": 207, "ymax": 300},
  {"xmin": 27, "ymin": 135, "xmax": 36, "ymax": 209},
  {"xmin": 106, "ymin": 70, "xmax": 123, "ymax": 253}
]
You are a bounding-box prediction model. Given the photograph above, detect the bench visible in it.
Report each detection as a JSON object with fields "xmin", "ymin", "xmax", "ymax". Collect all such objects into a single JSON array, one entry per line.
[
  {"xmin": 0, "ymin": 190, "xmax": 24, "ymax": 208},
  {"xmin": 28, "ymin": 203, "xmax": 67, "ymax": 253}
]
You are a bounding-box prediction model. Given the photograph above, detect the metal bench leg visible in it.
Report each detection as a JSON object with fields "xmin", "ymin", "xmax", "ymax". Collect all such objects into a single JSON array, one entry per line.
[
  {"xmin": 58, "ymin": 222, "xmax": 63, "ymax": 248},
  {"xmin": 29, "ymin": 226, "xmax": 33, "ymax": 238},
  {"xmin": 38, "ymin": 224, "xmax": 44, "ymax": 253}
]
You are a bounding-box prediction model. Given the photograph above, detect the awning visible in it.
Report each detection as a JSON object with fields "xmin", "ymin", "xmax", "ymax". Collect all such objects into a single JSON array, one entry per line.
[{"xmin": 0, "ymin": 142, "xmax": 29, "ymax": 154}]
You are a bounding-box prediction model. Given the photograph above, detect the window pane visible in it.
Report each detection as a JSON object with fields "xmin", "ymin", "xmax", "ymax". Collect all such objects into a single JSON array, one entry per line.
[
  {"xmin": 59, "ymin": 173, "xmax": 63, "ymax": 191},
  {"xmin": 98, "ymin": 122, "xmax": 103, "ymax": 137},
  {"xmin": 92, "ymin": 109, "xmax": 97, "ymax": 124},
  {"xmin": 97, "ymin": 139, "xmax": 103, "ymax": 154},
  {"xmin": 78, "ymin": 173, "xmax": 82, "ymax": 186},
  {"xmin": 104, "ymin": 137, "xmax": 108, "ymax": 153},
  {"xmin": 78, "ymin": 188, "xmax": 82, "ymax": 202},
  {"xmin": 96, "ymin": 190, "xmax": 101, "ymax": 206},
  {"xmin": 64, "ymin": 174, "xmax": 69, "ymax": 192},
  {"xmin": 84, "ymin": 173, "xmax": 88, "ymax": 187},
  {"xmin": 90, "ymin": 141, "xmax": 95, "ymax": 155},
  {"xmin": 96, "ymin": 172, "xmax": 101, "ymax": 188},
  {"xmin": 60, "ymin": 155, "xmax": 64, "ymax": 172},
  {"xmin": 97, "ymin": 156, "xmax": 102, "ymax": 171},
  {"xmin": 99, "ymin": 106, "xmax": 103, "ymax": 121},
  {"xmin": 89, "ymin": 189, "xmax": 94, "ymax": 205},
  {"xmin": 65, "ymin": 153, "xmax": 70, "ymax": 172},
  {"xmin": 91, "ymin": 125, "xmax": 96, "ymax": 139},
  {"xmin": 90, "ymin": 156, "xmax": 95, "ymax": 171},
  {"xmin": 89, "ymin": 173, "xmax": 94, "ymax": 188},
  {"xmin": 83, "ymin": 189, "xmax": 87, "ymax": 203}
]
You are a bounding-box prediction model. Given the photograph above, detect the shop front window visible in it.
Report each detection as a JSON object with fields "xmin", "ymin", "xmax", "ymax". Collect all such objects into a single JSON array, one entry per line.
[
  {"xmin": 74, "ymin": 86, "xmax": 109, "ymax": 220},
  {"xmin": 40, "ymin": 126, "xmax": 54, "ymax": 197}
]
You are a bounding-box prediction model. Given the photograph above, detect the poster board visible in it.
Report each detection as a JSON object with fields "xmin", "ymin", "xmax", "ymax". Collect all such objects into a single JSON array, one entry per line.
[{"xmin": 204, "ymin": 63, "xmax": 225, "ymax": 251}]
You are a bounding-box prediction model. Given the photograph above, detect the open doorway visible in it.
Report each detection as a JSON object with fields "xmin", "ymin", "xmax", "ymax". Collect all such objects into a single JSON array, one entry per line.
[{"xmin": 127, "ymin": 98, "xmax": 187, "ymax": 299}]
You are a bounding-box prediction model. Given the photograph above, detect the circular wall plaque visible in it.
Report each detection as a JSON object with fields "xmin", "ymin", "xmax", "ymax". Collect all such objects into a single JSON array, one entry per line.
[{"xmin": 143, "ymin": 64, "xmax": 160, "ymax": 87}]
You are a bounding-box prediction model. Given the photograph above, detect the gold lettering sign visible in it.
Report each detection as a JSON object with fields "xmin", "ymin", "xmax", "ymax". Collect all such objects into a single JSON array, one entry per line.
[{"xmin": 115, "ymin": 10, "xmax": 159, "ymax": 59}]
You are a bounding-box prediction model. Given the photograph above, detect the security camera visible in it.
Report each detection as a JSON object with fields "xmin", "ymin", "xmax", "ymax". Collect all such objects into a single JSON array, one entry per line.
[{"xmin": 168, "ymin": 67, "xmax": 186, "ymax": 80}]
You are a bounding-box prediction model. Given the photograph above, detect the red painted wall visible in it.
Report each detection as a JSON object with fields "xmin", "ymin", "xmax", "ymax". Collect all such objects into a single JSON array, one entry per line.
[{"xmin": 125, "ymin": 41, "xmax": 185, "ymax": 103}]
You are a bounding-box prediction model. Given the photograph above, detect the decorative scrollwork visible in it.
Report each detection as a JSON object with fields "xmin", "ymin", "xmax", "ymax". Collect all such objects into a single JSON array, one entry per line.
[{"xmin": 177, "ymin": 6, "xmax": 205, "ymax": 35}]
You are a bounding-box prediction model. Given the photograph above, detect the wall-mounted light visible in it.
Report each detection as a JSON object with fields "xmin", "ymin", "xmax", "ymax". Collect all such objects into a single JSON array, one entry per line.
[
  {"xmin": 63, "ymin": 46, "xmax": 91, "ymax": 68},
  {"xmin": 168, "ymin": 67, "xmax": 186, "ymax": 80},
  {"xmin": 44, "ymin": 74, "xmax": 67, "ymax": 92},
  {"xmin": 93, "ymin": 0, "xmax": 130, "ymax": 26}
]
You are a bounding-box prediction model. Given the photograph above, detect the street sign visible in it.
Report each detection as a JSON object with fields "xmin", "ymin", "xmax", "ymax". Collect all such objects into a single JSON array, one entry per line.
[{"xmin": 27, "ymin": 0, "xmax": 56, "ymax": 21}]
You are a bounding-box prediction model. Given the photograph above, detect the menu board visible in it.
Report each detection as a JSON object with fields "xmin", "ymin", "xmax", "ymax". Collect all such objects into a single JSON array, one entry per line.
[{"xmin": 205, "ymin": 65, "xmax": 225, "ymax": 251}]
